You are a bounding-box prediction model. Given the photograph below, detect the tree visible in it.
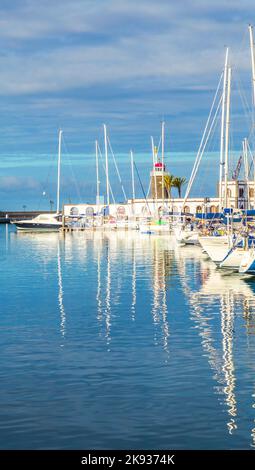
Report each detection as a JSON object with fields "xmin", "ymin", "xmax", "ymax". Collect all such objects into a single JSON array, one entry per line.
[
  {"xmin": 164, "ymin": 174, "xmax": 176, "ymax": 199},
  {"xmin": 173, "ymin": 177, "xmax": 187, "ymax": 198},
  {"xmin": 50, "ymin": 200, "xmax": 54, "ymax": 211}
]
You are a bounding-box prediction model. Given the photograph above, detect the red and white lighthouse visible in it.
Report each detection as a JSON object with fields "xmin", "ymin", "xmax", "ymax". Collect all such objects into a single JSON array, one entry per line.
[{"xmin": 150, "ymin": 159, "xmax": 169, "ymax": 199}]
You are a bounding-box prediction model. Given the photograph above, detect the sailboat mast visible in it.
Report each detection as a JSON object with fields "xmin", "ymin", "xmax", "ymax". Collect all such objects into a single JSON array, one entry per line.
[
  {"xmin": 224, "ymin": 66, "xmax": 231, "ymax": 209},
  {"xmin": 103, "ymin": 124, "xmax": 110, "ymax": 206},
  {"xmin": 56, "ymin": 129, "xmax": 62, "ymax": 214},
  {"xmin": 95, "ymin": 140, "xmax": 100, "ymax": 207},
  {"xmin": 243, "ymin": 138, "xmax": 249, "ymax": 210},
  {"xmin": 248, "ymin": 25, "xmax": 255, "ymax": 209},
  {"xmin": 161, "ymin": 121, "xmax": 165, "ymax": 204},
  {"xmin": 249, "ymin": 25, "xmax": 255, "ymax": 106},
  {"xmin": 219, "ymin": 48, "xmax": 229, "ymax": 210},
  {"xmin": 151, "ymin": 136, "xmax": 158, "ymax": 215},
  {"xmin": 130, "ymin": 150, "xmax": 135, "ymax": 201}
]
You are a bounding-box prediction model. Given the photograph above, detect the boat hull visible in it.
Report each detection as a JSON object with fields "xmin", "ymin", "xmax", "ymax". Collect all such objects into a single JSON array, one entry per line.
[
  {"xmin": 199, "ymin": 236, "xmax": 229, "ymax": 263},
  {"xmin": 14, "ymin": 222, "xmax": 61, "ymax": 232},
  {"xmin": 239, "ymin": 250, "xmax": 255, "ymax": 274},
  {"xmin": 219, "ymin": 247, "xmax": 245, "ymax": 271}
]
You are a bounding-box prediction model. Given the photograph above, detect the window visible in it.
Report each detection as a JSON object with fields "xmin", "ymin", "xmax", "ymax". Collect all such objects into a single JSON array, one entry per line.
[
  {"xmin": 184, "ymin": 206, "xmax": 190, "ymax": 214},
  {"xmin": 70, "ymin": 206, "xmax": 79, "ymax": 216},
  {"xmin": 86, "ymin": 207, "xmax": 94, "ymax": 216},
  {"xmin": 196, "ymin": 206, "xmax": 202, "ymax": 213},
  {"xmin": 101, "ymin": 206, "xmax": 109, "ymax": 216},
  {"xmin": 117, "ymin": 206, "xmax": 126, "ymax": 216}
]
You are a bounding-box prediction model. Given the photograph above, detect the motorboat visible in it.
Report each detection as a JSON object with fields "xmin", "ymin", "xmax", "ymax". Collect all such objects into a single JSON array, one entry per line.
[{"xmin": 12, "ymin": 213, "xmax": 62, "ymax": 232}]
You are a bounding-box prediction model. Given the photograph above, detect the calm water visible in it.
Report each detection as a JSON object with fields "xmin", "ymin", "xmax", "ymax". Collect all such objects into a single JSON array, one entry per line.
[{"xmin": 1, "ymin": 225, "xmax": 255, "ymax": 449}]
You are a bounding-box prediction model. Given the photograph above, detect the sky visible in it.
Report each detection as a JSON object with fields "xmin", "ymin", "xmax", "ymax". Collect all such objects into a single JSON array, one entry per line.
[
  {"xmin": 0, "ymin": 0, "xmax": 255, "ymax": 152},
  {"xmin": 0, "ymin": 0, "xmax": 255, "ymax": 208}
]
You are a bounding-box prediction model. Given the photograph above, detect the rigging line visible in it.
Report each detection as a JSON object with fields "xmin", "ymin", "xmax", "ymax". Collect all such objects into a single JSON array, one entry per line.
[
  {"xmin": 196, "ymin": 112, "xmax": 221, "ymax": 195},
  {"xmin": 133, "ymin": 160, "xmax": 151, "ymax": 215},
  {"xmin": 107, "ymin": 136, "xmax": 127, "ymax": 201},
  {"xmin": 186, "ymin": 72, "xmax": 223, "ymax": 196},
  {"xmin": 38, "ymin": 141, "xmax": 60, "ymax": 211},
  {"xmin": 233, "ymin": 71, "xmax": 253, "ymax": 135},
  {"xmin": 184, "ymin": 72, "xmax": 223, "ymax": 199},
  {"xmin": 61, "ymin": 136, "xmax": 82, "ymax": 203},
  {"xmin": 146, "ymin": 179, "xmax": 151, "ymax": 199},
  {"xmin": 97, "ymin": 142, "xmax": 116, "ymax": 204},
  {"xmin": 184, "ymin": 92, "xmax": 223, "ymax": 206},
  {"xmin": 184, "ymin": 95, "xmax": 222, "ymax": 202},
  {"xmin": 185, "ymin": 79, "xmax": 223, "ymax": 199},
  {"xmin": 156, "ymin": 135, "xmax": 162, "ymax": 159},
  {"xmin": 247, "ymin": 140, "xmax": 255, "ymax": 177},
  {"xmin": 234, "ymin": 69, "xmax": 252, "ymax": 117},
  {"xmin": 193, "ymin": 109, "xmax": 221, "ymax": 197}
]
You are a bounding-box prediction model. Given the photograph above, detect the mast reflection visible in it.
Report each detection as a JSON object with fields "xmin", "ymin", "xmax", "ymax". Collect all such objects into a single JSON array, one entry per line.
[
  {"xmin": 94, "ymin": 233, "xmax": 112, "ymax": 348},
  {"xmin": 175, "ymin": 245, "xmax": 247, "ymax": 435},
  {"xmin": 57, "ymin": 239, "xmax": 66, "ymax": 345},
  {"xmin": 105, "ymin": 239, "xmax": 112, "ymax": 349},
  {"xmin": 220, "ymin": 291, "xmax": 237, "ymax": 433},
  {"xmin": 131, "ymin": 239, "xmax": 136, "ymax": 321},
  {"xmin": 151, "ymin": 238, "xmax": 170, "ymax": 356}
]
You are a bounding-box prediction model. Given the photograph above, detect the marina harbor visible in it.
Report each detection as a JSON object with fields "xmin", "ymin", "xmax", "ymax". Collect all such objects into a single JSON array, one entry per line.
[
  {"xmin": 2, "ymin": 6, "xmax": 255, "ymax": 456},
  {"xmin": 4, "ymin": 25, "xmax": 255, "ymax": 278}
]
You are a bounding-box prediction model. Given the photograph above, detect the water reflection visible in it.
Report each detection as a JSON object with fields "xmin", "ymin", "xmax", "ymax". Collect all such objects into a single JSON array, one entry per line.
[
  {"xmin": 57, "ymin": 240, "xmax": 66, "ymax": 344},
  {"xmin": 6, "ymin": 228, "xmax": 255, "ymax": 448},
  {"xmin": 10, "ymin": 230, "xmax": 66, "ymax": 345},
  {"xmin": 175, "ymin": 244, "xmax": 255, "ymax": 442},
  {"xmin": 105, "ymin": 240, "xmax": 112, "ymax": 349},
  {"xmin": 151, "ymin": 238, "xmax": 170, "ymax": 356},
  {"xmin": 5, "ymin": 223, "xmax": 9, "ymax": 252}
]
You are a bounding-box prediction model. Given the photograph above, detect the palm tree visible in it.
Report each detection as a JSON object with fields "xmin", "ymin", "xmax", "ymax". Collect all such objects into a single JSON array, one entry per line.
[
  {"xmin": 164, "ymin": 174, "xmax": 176, "ymax": 199},
  {"xmin": 174, "ymin": 177, "xmax": 187, "ymax": 198}
]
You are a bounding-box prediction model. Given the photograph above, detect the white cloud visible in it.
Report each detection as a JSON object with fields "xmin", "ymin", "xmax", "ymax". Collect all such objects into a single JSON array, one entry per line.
[
  {"xmin": 0, "ymin": 0, "xmax": 254, "ymax": 152},
  {"xmin": 0, "ymin": 175, "xmax": 40, "ymax": 190}
]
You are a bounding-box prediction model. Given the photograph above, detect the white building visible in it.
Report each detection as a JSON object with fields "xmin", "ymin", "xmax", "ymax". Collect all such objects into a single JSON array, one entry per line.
[{"xmin": 63, "ymin": 177, "xmax": 255, "ymax": 221}]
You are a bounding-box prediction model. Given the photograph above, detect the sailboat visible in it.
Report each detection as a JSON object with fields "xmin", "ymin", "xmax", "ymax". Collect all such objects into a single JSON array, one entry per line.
[
  {"xmin": 216, "ymin": 25, "xmax": 255, "ymax": 270},
  {"xmin": 12, "ymin": 130, "xmax": 63, "ymax": 232}
]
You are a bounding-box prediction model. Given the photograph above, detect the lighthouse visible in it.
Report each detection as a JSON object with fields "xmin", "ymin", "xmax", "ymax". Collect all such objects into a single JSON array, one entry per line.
[{"xmin": 150, "ymin": 155, "xmax": 169, "ymax": 199}]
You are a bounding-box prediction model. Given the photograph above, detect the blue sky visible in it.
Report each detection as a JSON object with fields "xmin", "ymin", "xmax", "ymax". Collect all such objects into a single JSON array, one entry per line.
[
  {"xmin": 0, "ymin": 1, "xmax": 255, "ymax": 209},
  {"xmin": 0, "ymin": 0, "xmax": 254, "ymax": 154}
]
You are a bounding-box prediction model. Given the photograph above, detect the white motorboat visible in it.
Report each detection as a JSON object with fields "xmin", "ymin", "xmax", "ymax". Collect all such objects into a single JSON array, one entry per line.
[{"xmin": 12, "ymin": 213, "xmax": 62, "ymax": 232}]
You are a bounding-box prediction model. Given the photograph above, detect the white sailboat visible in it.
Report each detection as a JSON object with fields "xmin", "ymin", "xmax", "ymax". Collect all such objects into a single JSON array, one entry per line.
[
  {"xmin": 239, "ymin": 246, "xmax": 255, "ymax": 274},
  {"xmin": 219, "ymin": 243, "xmax": 247, "ymax": 271},
  {"xmin": 199, "ymin": 234, "xmax": 231, "ymax": 264},
  {"xmin": 216, "ymin": 25, "xmax": 255, "ymax": 269}
]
